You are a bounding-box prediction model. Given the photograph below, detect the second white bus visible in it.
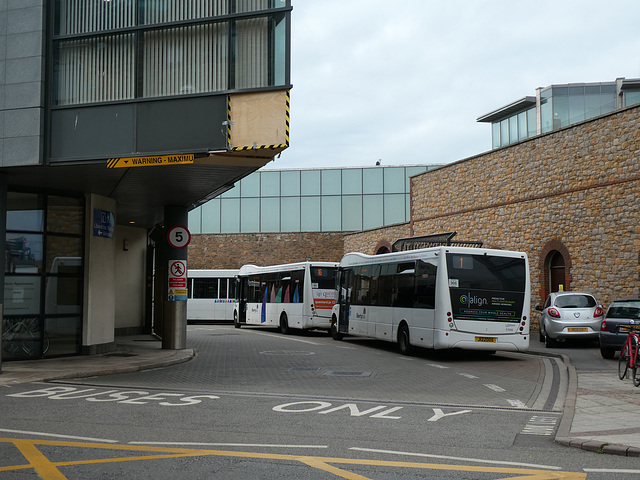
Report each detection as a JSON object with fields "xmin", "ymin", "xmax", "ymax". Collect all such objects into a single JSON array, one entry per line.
[
  {"xmin": 187, "ymin": 269, "xmax": 238, "ymax": 323},
  {"xmin": 331, "ymin": 246, "xmax": 530, "ymax": 354},
  {"xmin": 234, "ymin": 261, "xmax": 339, "ymax": 333}
]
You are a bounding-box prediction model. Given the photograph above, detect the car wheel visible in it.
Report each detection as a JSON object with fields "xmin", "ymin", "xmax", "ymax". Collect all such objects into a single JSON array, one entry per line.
[
  {"xmin": 544, "ymin": 333, "xmax": 557, "ymax": 348},
  {"xmin": 600, "ymin": 346, "xmax": 615, "ymax": 359}
]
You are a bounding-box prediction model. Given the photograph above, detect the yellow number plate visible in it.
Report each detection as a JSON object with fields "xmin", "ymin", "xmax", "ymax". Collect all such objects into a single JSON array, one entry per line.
[
  {"xmin": 567, "ymin": 327, "xmax": 588, "ymax": 332},
  {"xmin": 475, "ymin": 336, "xmax": 497, "ymax": 343}
]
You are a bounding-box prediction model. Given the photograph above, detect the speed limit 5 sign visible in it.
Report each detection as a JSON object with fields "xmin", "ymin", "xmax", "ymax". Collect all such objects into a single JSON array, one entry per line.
[{"xmin": 167, "ymin": 225, "xmax": 191, "ymax": 249}]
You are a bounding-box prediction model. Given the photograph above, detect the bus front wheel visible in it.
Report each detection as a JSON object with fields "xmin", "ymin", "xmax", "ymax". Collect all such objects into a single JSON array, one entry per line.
[
  {"xmin": 330, "ymin": 318, "xmax": 343, "ymax": 341},
  {"xmin": 398, "ymin": 324, "xmax": 412, "ymax": 355}
]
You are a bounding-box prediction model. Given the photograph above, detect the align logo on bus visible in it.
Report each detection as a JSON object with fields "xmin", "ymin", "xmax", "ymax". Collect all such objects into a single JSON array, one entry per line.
[{"xmin": 459, "ymin": 293, "xmax": 489, "ymax": 307}]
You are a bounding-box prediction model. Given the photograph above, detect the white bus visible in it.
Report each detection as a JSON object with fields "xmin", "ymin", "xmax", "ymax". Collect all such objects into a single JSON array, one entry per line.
[
  {"xmin": 330, "ymin": 246, "xmax": 530, "ymax": 354},
  {"xmin": 187, "ymin": 269, "xmax": 238, "ymax": 323},
  {"xmin": 234, "ymin": 261, "xmax": 339, "ymax": 333}
]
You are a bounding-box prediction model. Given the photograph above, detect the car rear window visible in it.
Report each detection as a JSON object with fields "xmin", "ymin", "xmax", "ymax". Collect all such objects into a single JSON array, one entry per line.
[
  {"xmin": 606, "ymin": 302, "xmax": 640, "ymax": 319},
  {"xmin": 554, "ymin": 295, "xmax": 596, "ymax": 308}
]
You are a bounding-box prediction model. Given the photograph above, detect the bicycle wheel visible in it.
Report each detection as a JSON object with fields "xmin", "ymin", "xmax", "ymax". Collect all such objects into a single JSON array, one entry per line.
[
  {"xmin": 619, "ymin": 342, "xmax": 630, "ymax": 380},
  {"xmin": 634, "ymin": 345, "xmax": 640, "ymax": 387}
]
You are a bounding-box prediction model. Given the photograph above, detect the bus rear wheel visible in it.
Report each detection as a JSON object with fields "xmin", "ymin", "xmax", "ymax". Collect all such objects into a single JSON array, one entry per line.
[
  {"xmin": 280, "ymin": 313, "xmax": 290, "ymax": 334},
  {"xmin": 398, "ymin": 324, "xmax": 412, "ymax": 355}
]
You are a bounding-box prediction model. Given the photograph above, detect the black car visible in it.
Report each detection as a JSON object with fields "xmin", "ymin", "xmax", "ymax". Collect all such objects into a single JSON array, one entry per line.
[{"xmin": 599, "ymin": 297, "xmax": 640, "ymax": 359}]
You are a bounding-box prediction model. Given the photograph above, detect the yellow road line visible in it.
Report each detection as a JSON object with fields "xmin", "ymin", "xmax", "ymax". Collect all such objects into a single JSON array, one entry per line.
[
  {"xmin": 0, "ymin": 437, "xmax": 587, "ymax": 480},
  {"xmin": 12, "ymin": 439, "xmax": 67, "ymax": 480}
]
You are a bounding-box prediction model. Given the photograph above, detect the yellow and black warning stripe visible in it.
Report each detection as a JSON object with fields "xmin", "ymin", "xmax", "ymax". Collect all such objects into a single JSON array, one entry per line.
[{"xmin": 228, "ymin": 90, "xmax": 290, "ymax": 152}]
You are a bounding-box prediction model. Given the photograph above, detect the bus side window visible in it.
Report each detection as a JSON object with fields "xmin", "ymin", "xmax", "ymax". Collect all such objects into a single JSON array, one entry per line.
[
  {"xmin": 415, "ymin": 260, "xmax": 437, "ymax": 308},
  {"xmin": 377, "ymin": 264, "xmax": 394, "ymax": 307},
  {"xmin": 393, "ymin": 262, "xmax": 415, "ymax": 308}
]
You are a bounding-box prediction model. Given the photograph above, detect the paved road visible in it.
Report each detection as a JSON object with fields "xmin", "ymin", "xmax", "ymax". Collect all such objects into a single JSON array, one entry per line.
[{"xmin": 2, "ymin": 326, "xmax": 640, "ymax": 479}]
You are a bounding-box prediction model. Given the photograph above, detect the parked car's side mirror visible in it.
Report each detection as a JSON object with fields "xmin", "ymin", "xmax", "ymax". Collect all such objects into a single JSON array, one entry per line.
[{"xmin": 535, "ymin": 305, "xmax": 543, "ymax": 311}]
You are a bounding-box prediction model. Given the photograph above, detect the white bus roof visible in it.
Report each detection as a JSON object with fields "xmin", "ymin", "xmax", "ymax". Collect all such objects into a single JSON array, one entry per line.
[
  {"xmin": 238, "ymin": 261, "xmax": 338, "ymax": 276},
  {"xmin": 339, "ymin": 246, "xmax": 527, "ymax": 267},
  {"xmin": 187, "ymin": 269, "xmax": 239, "ymax": 277}
]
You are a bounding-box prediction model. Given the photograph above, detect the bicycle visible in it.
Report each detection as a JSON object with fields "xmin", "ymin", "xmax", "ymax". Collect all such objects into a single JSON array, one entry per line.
[
  {"xmin": 2, "ymin": 317, "xmax": 49, "ymax": 358},
  {"xmin": 618, "ymin": 324, "xmax": 640, "ymax": 386}
]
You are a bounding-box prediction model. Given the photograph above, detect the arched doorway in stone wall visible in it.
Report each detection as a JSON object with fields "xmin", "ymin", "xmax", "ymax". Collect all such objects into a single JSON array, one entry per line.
[
  {"xmin": 374, "ymin": 240, "xmax": 391, "ymax": 255},
  {"xmin": 548, "ymin": 251, "xmax": 566, "ymax": 292},
  {"xmin": 539, "ymin": 240, "xmax": 572, "ymax": 302}
]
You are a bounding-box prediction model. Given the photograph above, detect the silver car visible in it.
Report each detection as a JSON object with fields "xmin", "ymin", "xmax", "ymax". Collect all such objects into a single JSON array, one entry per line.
[{"xmin": 536, "ymin": 291, "xmax": 603, "ymax": 348}]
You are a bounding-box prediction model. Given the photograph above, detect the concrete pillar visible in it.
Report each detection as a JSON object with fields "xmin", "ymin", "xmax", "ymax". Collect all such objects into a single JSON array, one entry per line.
[
  {"xmin": 0, "ymin": 175, "xmax": 6, "ymax": 372},
  {"xmin": 162, "ymin": 206, "xmax": 189, "ymax": 349}
]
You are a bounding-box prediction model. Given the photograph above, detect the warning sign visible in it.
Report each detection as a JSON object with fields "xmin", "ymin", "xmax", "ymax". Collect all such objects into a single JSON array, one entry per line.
[
  {"xmin": 107, "ymin": 154, "xmax": 194, "ymax": 168},
  {"xmin": 168, "ymin": 260, "xmax": 187, "ymax": 301}
]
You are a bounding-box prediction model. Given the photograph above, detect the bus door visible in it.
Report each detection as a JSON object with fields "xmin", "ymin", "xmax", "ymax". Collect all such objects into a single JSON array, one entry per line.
[
  {"xmin": 236, "ymin": 277, "xmax": 247, "ymax": 324},
  {"xmin": 338, "ymin": 268, "xmax": 351, "ymax": 334}
]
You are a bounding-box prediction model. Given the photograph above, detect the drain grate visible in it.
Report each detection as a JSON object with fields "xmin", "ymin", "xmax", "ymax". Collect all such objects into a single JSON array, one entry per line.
[
  {"xmin": 323, "ymin": 370, "xmax": 372, "ymax": 377},
  {"xmin": 105, "ymin": 352, "xmax": 137, "ymax": 357}
]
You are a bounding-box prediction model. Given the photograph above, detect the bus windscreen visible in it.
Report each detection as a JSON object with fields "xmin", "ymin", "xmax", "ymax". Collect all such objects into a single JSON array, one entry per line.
[
  {"xmin": 446, "ymin": 253, "xmax": 526, "ymax": 322},
  {"xmin": 310, "ymin": 266, "xmax": 337, "ymax": 290}
]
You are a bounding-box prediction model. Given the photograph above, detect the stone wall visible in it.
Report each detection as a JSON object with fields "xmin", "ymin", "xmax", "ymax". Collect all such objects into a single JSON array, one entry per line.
[
  {"xmin": 343, "ymin": 222, "xmax": 411, "ymax": 255},
  {"xmin": 188, "ymin": 232, "xmax": 345, "ymax": 269}
]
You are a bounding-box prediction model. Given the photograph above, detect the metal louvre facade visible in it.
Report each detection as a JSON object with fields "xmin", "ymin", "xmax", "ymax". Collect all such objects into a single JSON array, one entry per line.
[{"xmin": 51, "ymin": 0, "xmax": 290, "ymax": 106}]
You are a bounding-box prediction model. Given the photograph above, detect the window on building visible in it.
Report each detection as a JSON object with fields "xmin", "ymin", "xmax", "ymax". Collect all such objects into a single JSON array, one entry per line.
[
  {"xmin": 321, "ymin": 170, "xmax": 341, "ymax": 195},
  {"xmin": 342, "ymin": 169, "xmax": 362, "ymax": 195},
  {"xmin": 363, "ymin": 168, "xmax": 383, "ymax": 194},
  {"xmin": 384, "ymin": 194, "xmax": 406, "ymax": 225},
  {"xmin": 301, "ymin": 170, "xmax": 321, "ymax": 195},
  {"xmin": 321, "ymin": 196, "xmax": 341, "ymax": 231},
  {"xmin": 281, "ymin": 170, "xmax": 300, "ymax": 196},
  {"xmin": 300, "ymin": 196, "xmax": 321, "ymax": 231},
  {"xmin": 240, "ymin": 198, "xmax": 260, "ymax": 233},
  {"xmin": 261, "ymin": 171, "xmax": 280, "ymax": 197},
  {"xmin": 383, "ymin": 167, "xmax": 405, "ymax": 194},
  {"xmin": 526, "ymin": 107, "xmax": 537, "ymax": 138},
  {"xmin": 625, "ymin": 91, "xmax": 640, "ymax": 107},
  {"xmin": 4, "ymin": 193, "xmax": 84, "ymax": 359},
  {"xmin": 220, "ymin": 198, "xmax": 240, "ymax": 233},
  {"xmin": 363, "ymin": 195, "xmax": 383, "ymax": 230},
  {"xmin": 342, "ymin": 196, "xmax": 363, "ymax": 231},
  {"xmin": 52, "ymin": 0, "xmax": 290, "ymax": 105},
  {"xmin": 261, "ymin": 198, "xmax": 280, "ymax": 232},
  {"xmin": 281, "ymin": 197, "xmax": 300, "ymax": 231}
]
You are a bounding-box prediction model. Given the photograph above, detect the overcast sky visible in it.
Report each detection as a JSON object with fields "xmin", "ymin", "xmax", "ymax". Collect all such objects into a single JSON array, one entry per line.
[{"xmin": 270, "ymin": 0, "xmax": 640, "ymax": 170}]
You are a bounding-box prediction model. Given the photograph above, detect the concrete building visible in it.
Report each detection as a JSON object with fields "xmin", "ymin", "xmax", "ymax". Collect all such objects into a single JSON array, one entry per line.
[{"xmin": 1, "ymin": 1, "xmax": 292, "ymax": 362}]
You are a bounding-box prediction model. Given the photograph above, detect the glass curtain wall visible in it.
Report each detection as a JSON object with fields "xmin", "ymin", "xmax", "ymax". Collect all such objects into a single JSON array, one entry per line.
[
  {"xmin": 189, "ymin": 166, "xmax": 434, "ymax": 234},
  {"xmin": 3, "ymin": 193, "xmax": 84, "ymax": 360},
  {"xmin": 52, "ymin": 0, "xmax": 290, "ymax": 106},
  {"xmin": 491, "ymin": 106, "xmax": 536, "ymax": 148},
  {"xmin": 540, "ymin": 84, "xmax": 617, "ymax": 134}
]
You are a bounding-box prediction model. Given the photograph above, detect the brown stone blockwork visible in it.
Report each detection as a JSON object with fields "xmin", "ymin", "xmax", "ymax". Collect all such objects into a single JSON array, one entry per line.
[
  {"xmin": 346, "ymin": 105, "xmax": 640, "ymax": 320},
  {"xmin": 343, "ymin": 223, "xmax": 411, "ymax": 255},
  {"xmin": 188, "ymin": 232, "xmax": 345, "ymax": 269}
]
